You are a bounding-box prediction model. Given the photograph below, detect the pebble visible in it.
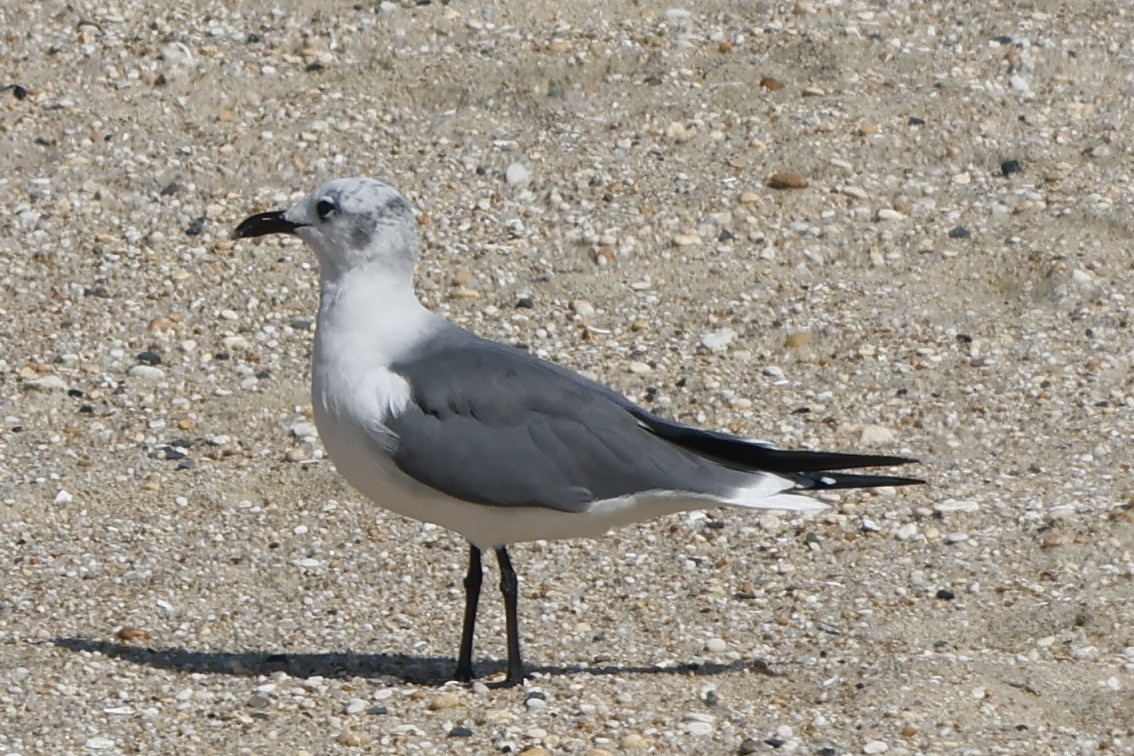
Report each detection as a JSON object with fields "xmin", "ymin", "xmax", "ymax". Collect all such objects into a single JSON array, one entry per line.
[
  {"xmin": 766, "ymin": 172, "xmax": 808, "ymax": 189},
  {"xmin": 429, "ymin": 692, "xmax": 461, "ymax": 710},
  {"xmin": 569, "ymin": 299, "xmax": 596, "ymax": 319},
  {"xmin": 944, "ymin": 532, "xmax": 969, "ymax": 544},
  {"xmin": 84, "ymin": 737, "xmax": 116, "ymax": 750},
  {"xmin": 505, "ymin": 162, "xmax": 531, "ymax": 186},
  {"xmin": 860, "ymin": 424, "xmax": 896, "ymax": 445},
  {"xmin": 128, "ymin": 364, "xmax": 165, "ymax": 382},
  {"xmin": 700, "ymin": 327, "xmax": 736, "ymax": 353},
  {"xmin": 784, "ymin": 331, "xmax": 812, "ymax": 349},
  {"xmin": 935, "ymin": 499, "xmax": 979, "ymax": 515},
  {"xmin": 948, "ymin": 226, "xmax": 971, "ymax": 239},
  {"xmin": 620, "ymin": 733, "xmax": 649, "ymax": 749},
  {"xmin": 936, "ymin": 588, "xmax": 956, "ymax": 600},
  {"xmin": 738, "ymin": 739, "xmax": 761, "ymax": 754},
  {"xmin": 24, "ymin": 374, "xmax": 67, "ymax": 391},
  {"xmin": 739, "ymin": 190, "xmax": 761, "ymax": 204},
  {"xmin": 706, "ymin": 637, "xmax": 727, "ymax": 653},
  {"xmin": 760, "ymin": 76, "xmax": 785, "ymax": 90},
  {"xmin": 291, "ymin": 422, "xmax": 317, "ymax": 439},
  {"xmin": 449, "ymin": 726, "xmax": 474, "ymax": 737},
  {"xmin": 895, "ymin": 523, "xmax": 918, "ymax": 541},
  {"xmin": 628, "ymin": 361, "xmax": 651, "ymax": 375},
  {"xmin": 54, "ymin": 490, "xmax": 73, "ymax": 505},
  {"xmin": 863, "ymin": 741, "xmax": 889, "ymax": 754},
  {"xmin": 335, "ymin": 730, "xmax": 371, "ymax": 747},
  {"xmin": 671, "ymin": 233, "xmax": 700, "ymax": 247},
  {"xmin": 875, "ymin": 208, "xmax": 905, "ymax": 222},
  {"xmin": 683, "ymin": 721, "xmax": 713, "ymax": 736},
  {"xmin": 345, "ymin": 698, "xmax": 367, "ymax": 715}
]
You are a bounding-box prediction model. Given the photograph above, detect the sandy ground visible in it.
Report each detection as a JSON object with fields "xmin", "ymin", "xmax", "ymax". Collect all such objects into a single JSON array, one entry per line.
[{"xmin": 1, "ymin": 0, "xmax": 1132, "ymax": 753}]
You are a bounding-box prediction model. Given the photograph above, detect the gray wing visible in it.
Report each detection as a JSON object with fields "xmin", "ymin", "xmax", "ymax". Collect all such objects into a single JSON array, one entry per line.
[{"xmin": 386, "ymin": 332, "xmax": 743, "ymax": 512}]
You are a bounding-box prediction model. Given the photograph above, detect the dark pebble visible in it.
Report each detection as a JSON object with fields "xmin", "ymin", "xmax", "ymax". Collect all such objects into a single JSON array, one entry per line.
[
  {"xmin": 170, "ymin": 438, "xmax": 193, "ymax": 448},
  {"xmin": 948, "ymin": 226, "xmax": 971, "ymax": 239},
  {"xmin": 290, "ymin": 318, "xmax": 313, "ymax": 330},
  {"xmin": 908, "ymin": 116, "xmax": 925, "ymax": 126},
  {"xmin": 817, "ymin": 748, "xmax": 837, "ymax": 756},
  {"xmin": 177, "ymin": 459, "xmax": 197, "ymax": 470},
  {"xmin": 246, "ymin": 33, "xmax": 263, "ymax": 43},
  {"xmin": 547, "ymin": 87, "xmax": 567, "ymax": 99},
  {"xmin": 705, "ymin": 520, "xmax": 725, "ymax": 530},
  {"xmin": 994, "ymin": 34, "xmax": 1014, "ymax": 44},
  {"xmin": 67, "ymin": 388, "xmax": 84, "ymax": 398},
  {"xmin": 185, "ymin": 215, "xmax": 207, "ymax": 236},
  {"xmin": 1001, "ymin": 159, "xmax": 1022, "ymax": 176},
  {"xmin": 717, "ymin": 229, "xmax": 735, "ymax": 242},
  {"xmin": 956, "ymin": 333, "xmax": 973, "ymax": 343},
  {"xmin": 524, "ymin": 690, "xmax": 546, "ymax": 702},
  {"xmin": 515, "ymin": 297, "xmax": 534, "ymax": 309},
  {"xmin": 737, "ymin": 739, "xmax": 761, "ymax": 755},
  {"xmin": 936, "ymin": 588, "xmax": 955, "ymax": 600},
  {"xmin": 160, "ymin": 182, "xmax": 181, "ymax": 197},
  {"xmin": 163, "ymin": 447, "xmax": 187, "ymax": 460},
  {"xmin": 305, "ymin": 62, "xmax": 325, "ymax": 72},
  {"xmin": 448, "ymin": 726, "xmax": 473, "ymax": 738},
  {"xmin": 136, "ymin": 350, "xmax": 161, "ymax": 366},
  {"xmin": 475, "ymin": 166, "xmax": 487, "ymax": 175},
  {"xmin": 79, "ymin": 404, "xmax": 94, "ymax": 414},
  {"xmin": 704, "ymin": 689, "xmax": 720, "ymax": 707},
  {"xmin": 12, "ymin": 84, "xmax": 28, "ymax": 100},
  {"xmin": 368, "ymin": 705, "xmax": 388, "ymax": 715},
  {"xmin": 765, "ymin": 736, "xmax": 785, "ymax": 748}
]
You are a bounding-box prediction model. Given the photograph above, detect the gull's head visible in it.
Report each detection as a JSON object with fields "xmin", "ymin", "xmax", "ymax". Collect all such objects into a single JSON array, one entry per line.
[{"xmin": 233, "ymin": 178, "xmax": 417, "ymax": 275}]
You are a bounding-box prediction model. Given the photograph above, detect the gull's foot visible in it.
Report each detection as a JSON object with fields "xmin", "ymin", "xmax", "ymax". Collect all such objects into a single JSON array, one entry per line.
[{"xmin": 453, "ymin": 662, "xmax": 475, "ymax": 683}]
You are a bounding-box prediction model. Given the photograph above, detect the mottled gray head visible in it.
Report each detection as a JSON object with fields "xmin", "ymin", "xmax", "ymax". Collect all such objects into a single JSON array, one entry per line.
[{"xmin": 234, "ymin": 178, "xmax": 418, "ymax": 276}]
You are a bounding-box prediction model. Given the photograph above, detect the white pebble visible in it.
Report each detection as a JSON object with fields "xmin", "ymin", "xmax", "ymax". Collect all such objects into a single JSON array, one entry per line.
[
  {"xmin": 128, "ymin": 365, "xmax": 165, "ymax": 382},
  {"xmin": 706, "ymin": 637, "xmax": 727, "ymax": 653},
  {"xmin": 700, "ymin": 327, "xmax": 735, "ymax": 353},
  {"xmin": 54, "ymin": 490, "xmax": 73, "ymax": 505},
  {"xmin": 345, "ymin": 698, "xmax": 368, "ymax": 715},
  {"xmin": 85, "ymin": 737, "xmax": 116, "ymax": 751},
  {"xmin": 505, "ymin": 163, "xmax": 531, "ymax": 186},
  {"xmin": 944, "ymin": 532, "xmax": 969, "ymax": 544},
  {"xmin": 863, "ymin": 741, "xmax": 889, "ymax": 754},
  {"xmin": 25, "ymin": 374, "xmax": 67, "ymax": 391}
]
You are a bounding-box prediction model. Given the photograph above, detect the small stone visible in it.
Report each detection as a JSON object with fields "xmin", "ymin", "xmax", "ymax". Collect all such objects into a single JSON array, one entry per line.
[
  {"xmin": 801, "ymin": 85, "xmax": 825, "ymax": 96},
  {"xmin": 1001, "ymin": 159, "xmax": 1022, "ymax": 176},
  {"xmin": 525, "ymin": 695, "xmax": 547, "ymax": 709},
  {"xmin": 948, "ymin": 226, "xmax": 971, "ymax": 239},
  {"xmin": 936, "ymin": 588, "xmax": 955, "ymax": 600},
  {"xmin": 944, "ymin": 532, "xmax": 969, "ymax": 544},
  {"xmin": 84, "ymin": 737, "xmax": 116, "ymax": 751},
  {"xmin": 128, "ymin": 364, "xmax": 165, "ymax": 382},
  {"xmin": 860, "ymin": 424, "xmax": 896, "ymax": 445},
  {"xmin": 706, "ymin": 637, "xmax": 727, "ymax": 653},
  {"xmin": 291, "ymin": 422, "xmax": 317, "ymax": 439},
  {"xmin": 875, "ymin": 208, "xmax": 905, "ymax": 222},
  {"xmin": 515, "ymin": 297, "xmax": 534, "ymax": 309},
  {"xmin": 738, "ymin": 739, "xmax": 761, "ymax": 754},
  {"xmin": 296, "ymin": 558, "xmax": 322, "ymax": 569},
  {"xmin": 54, "ymin": 490, "xmax": 73, "ymax": 505},
  {"xmin": 900, "ymin": 725, "xmax": 918, "ymax": 738},
  {"xmin": 429, "ymin": 692, "xmax": 461, "ymax": 710},
  {"xmin": 842, "ymin": 186, "xmax": 869, "ymax": 200},
  {"xmin": 449, "ymin": 726, "xmax": 474, "ymax": 737},
  {"xmin": 863, "ymin": 741, "xmax": 889, "ymax": 754},
  {"xmin": 700, "ymin": 328, "xmax": 736, "ymax": 353},
  {"xmin": 519, "ymin": 748, "xmax": 549, "ymax": 756},
  {"xmin": 569, "ymin": 299, "xmax": 596, "ymax": 319},
  {"xmin": 952, "ymin": 172, "xmax": 972, "ymax": 185},
  {"xmin": 620, "ymin": 733, "xmax": 649, "ymax": 749},
  {"xmin": 760, "ymin": 76, "xmax": 785, "ymax": 91},
  {"xmin": 934, "ymin": 499, "xmax": 979, "ymax": 515},
  {"xmin": 136, "ymin": 350, "xmax": 162, "ymax": 366},
  {"xmin": 628, "ymin": 361, "xmax": 652, "ymax": 375},
  {"xmin": 857, "ymin": 122, "xmax": 878, "ymax": 136},
  {"xmin": 684, "ymin": 721, "xmax": 713, "ymax": 737},
  {"xmin": 738, "ymin": 190, "xmax": 761, "ymax": 204},
  {"xmin": 335, "ymin": 730, "xmax": 371, "ymax": 747},
  {"xmin": 505, "ymin": 163, "xmax": 531, "ymax": 186},
  {"xmin": 25, "ymin": 374, "xmax": 67, "ymax": 391},
  {"xmin": 895, "ymin": 523, "xmax": 918, "ymax": 541},
  {"xmin": 766, "ymin": 172, "xmax": 808, "ymax": 189},
  {"xmin": 116, "ymin": 626, "xmax": 150, "ymax": 642},
  {"xmin": 345, "ymin": 698, "xmax": 367, "ymax": 715},
  {"xmin": 784, "ymin": 331, "xmax": 812, "ymax": 349},
  {"xmin": 671, "ymin": 233, "xmax": 700, "ymax": 247}
]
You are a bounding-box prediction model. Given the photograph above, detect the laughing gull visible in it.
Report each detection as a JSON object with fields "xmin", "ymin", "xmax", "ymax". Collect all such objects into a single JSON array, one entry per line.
[{"xmin": 233, "ymin": 177, "xmax": 923, "ymax": 685}]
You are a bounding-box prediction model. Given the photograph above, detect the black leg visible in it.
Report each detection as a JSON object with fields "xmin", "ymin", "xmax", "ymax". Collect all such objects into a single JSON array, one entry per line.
[
  {"xmin": 454, "ymin": 544, "xmax": 482, "ymax": 682},
  {"xmin": 495, "ymin": 546, "xmax": 526, "ymax": 685}
]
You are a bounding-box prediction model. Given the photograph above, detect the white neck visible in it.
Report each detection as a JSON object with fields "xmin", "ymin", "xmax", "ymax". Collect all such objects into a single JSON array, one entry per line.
[{"xmin": 313, "ymin": 264, "xmax": 436, "ymax": 371}]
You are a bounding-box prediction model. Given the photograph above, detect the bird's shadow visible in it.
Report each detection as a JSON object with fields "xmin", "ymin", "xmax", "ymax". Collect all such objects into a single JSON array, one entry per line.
[{"xmin": 51, "ymin": 637, "xmax": 769, "ymax": 686}]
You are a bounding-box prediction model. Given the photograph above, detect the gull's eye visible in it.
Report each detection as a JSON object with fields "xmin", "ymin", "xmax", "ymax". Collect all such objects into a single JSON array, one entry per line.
[{"xmin": 315, "ymin": 198, "xmax": 336, "ymax": 221}]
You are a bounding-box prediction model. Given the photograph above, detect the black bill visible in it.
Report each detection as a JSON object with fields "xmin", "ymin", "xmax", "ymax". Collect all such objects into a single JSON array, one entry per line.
[{"xmin": 232, "ymin": 210, "xmax": 304, "ymax": 239}]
